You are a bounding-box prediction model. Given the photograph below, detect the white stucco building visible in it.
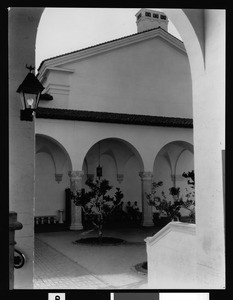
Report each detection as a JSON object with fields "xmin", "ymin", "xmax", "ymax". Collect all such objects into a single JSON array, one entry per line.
[
  {"xmin": 9, "ymin": 7, "xmax": 225, "ymax": 289},
  {"xmin": 35, "ymin": 9, "xmax": 194, "ymax": 229}
]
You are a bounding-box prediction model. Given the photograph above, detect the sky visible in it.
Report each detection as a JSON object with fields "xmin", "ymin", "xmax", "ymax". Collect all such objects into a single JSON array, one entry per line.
[{"xmin": 36, "ymin": 8, "xmax": 182, "ymax": 71}]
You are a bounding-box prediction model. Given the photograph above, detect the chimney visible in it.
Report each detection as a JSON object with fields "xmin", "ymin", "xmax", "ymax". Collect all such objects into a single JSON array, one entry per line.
[{"xmin": 135, "ymin": 8, "xmax": 169, "ymax": 33}]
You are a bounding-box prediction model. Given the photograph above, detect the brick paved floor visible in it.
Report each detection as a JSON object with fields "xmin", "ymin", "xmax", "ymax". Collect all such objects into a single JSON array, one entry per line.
[
  {"xmin": 33, "ymin": 228, "xmax": 156, "ymax": 289},
  {"xmin": 34, "ymin": 238, "xmax": 112, "ymax": 289}
]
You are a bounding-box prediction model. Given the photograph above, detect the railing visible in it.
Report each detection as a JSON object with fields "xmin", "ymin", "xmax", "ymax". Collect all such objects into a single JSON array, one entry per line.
[{"xmin": 35, "ymin": 215, "xmax": 57, "ymax": 225}]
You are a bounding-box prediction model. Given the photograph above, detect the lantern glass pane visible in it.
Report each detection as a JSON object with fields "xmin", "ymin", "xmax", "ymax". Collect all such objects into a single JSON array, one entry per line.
[
  {"xmin": 19, "ymin": 92, "xmax": 26, "ymax": 110},
  {"xmin": 24, "ymin": 93, "xmax": 37, "ymax": 109},
  {"xmin": 35, "ymin": 92, "xmax": 42, "ymax": 109}
]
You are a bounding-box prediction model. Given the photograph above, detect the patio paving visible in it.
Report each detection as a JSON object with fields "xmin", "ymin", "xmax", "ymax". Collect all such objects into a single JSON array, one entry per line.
[{"xmin": 34, "ymin": 227, "xmax": 159, "ymax": 289}]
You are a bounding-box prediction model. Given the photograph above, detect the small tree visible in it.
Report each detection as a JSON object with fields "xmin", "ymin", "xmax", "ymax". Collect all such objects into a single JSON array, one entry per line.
[
  {"xmin": 70, "ymin": 177, "xmax": 124, "ymax": 241},
  {"xmin": 146, "ymin": 170, "xmax": 195, "ymax": 224},
  {"xmin": 146, "ymin": 182, "xmax": 183, "ymax": 221}
]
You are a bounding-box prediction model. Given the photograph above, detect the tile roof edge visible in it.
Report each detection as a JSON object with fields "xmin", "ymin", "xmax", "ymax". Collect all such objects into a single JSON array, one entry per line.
[{"xmin": 36, "ymin": 107, "xmax": 193, "ymax": 128}]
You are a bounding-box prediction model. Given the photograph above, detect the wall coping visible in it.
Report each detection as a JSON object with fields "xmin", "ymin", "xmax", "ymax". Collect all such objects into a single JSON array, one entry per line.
[{"xmin": 145, "ymin": 221, "xmax": 196, "ymax": 246}]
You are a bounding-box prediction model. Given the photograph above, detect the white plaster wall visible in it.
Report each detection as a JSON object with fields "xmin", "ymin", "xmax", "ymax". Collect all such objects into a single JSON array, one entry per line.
[
  {"xmin": 147, "ymin": 223, "xmax": 197, "ymax": 288},
  {"xmin": 193, "ymin": 9, "xmax": 225, "ymax": 288},
  {"xmin": 35, "ymin": 152, "xmax": 70, "ymax": 220},
  {"xmin": 41, "ymin": 37, "xmax": 192, "ymax": 118}
]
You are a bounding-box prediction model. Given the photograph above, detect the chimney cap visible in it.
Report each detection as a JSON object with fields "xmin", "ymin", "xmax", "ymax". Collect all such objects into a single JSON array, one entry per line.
[{"xmin": 135, "ymin": 8, "xmax": 169, "ymax": 33}]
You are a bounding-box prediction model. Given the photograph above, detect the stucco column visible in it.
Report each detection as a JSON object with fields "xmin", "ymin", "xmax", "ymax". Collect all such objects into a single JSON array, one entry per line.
[
  {"xmin": 68, "ymin": 170, "xmax": 84, "ymax": 230},
  {"xmin": 139, "ymin": 171, "xmax": 154, "ymax": 226}
]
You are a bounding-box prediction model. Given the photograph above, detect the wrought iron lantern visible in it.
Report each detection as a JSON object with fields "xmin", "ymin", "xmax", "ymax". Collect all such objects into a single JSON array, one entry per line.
[{"xmin": 16, "ymin": 65, "xmax": 44, "ymax": 121}]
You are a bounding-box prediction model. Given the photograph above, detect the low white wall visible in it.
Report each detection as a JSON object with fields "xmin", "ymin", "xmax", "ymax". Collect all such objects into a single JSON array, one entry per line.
[{"xmin": 146, "ymin": 222, "xmax": 197, "ymax": 288}]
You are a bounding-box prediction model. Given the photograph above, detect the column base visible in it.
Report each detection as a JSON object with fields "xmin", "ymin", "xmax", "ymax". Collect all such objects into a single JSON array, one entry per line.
[
  {"xmin": 69, "ymin": 223, "xmax": 83, "ymax": 230},
  {"xmin": 142, "ymin": 220, "xmax": 154, "ymax": 227}
]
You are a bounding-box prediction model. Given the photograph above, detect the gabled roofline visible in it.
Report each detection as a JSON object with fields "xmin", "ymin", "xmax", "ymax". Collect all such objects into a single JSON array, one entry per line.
[{"xmin": 37, "ymin": 27, "xmax": 185, "ymax": 80}]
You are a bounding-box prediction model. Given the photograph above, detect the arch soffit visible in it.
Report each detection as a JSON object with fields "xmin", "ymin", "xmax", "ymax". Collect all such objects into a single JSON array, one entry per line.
[
  {"xmin": 153, "ymin": 140, "xmax": 194, "ymax": 172},
  {"xmin": 82, "ymin": 137, "xmax": 144, "ymax": 173},
  {"xmin": 36, "ymin": 134, "xmax": 72, "ymax": 171},
  {"xmin": 36, "ymin": 145, "xmax": 57, "ymax": 171},
  {"xmin": 174, "ymin": 147, "xmax": 194, "ymax": 176}
]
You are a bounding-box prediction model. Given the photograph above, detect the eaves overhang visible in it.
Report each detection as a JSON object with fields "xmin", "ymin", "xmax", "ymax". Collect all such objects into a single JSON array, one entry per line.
[
  {"xmin": 37, "ymin": 66, "xmax": 75, "ymax": 83},
  {"xmin": 36, "ymin": 107, "xmax": 193, "ymax": 128}
]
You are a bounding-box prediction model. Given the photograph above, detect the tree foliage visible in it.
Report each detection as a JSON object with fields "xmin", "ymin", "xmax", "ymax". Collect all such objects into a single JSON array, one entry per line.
[
  {"xmin": 182, "ymin": 170, "xmax": 195, "ymax": 222},
  {"xmin": 146, "ymin": 170, "xmax": 195, "ymax": 223},
  {"xmin": 71, "ymin": 178, "xmax": 124, "ymax": 239}
]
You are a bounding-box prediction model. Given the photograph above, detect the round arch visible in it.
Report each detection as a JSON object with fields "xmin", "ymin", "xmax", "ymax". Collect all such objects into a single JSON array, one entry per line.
[
  {"xmin": 153, "ymin": 140, "xmax": 194, "ymax": 189},
  {"xmin": 82, "ymin": 137, "xmax": 144, "ymax": 174},
  {"xmin": 36, "ymin": 133, "xmax": 73, "ymax": 172},
  {"xmin": 35, "ymin": 133, "xmax": 72, "ymax": 224},
  {"xmin": 81, "ymin": 137, "xmax": 145, "ymax": 215}
]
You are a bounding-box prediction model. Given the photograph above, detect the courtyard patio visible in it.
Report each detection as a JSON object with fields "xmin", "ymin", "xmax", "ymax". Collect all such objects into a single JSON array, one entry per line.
[{"xmin": 34, "ymin": 226, "xmax": 159, "ymax": 289}]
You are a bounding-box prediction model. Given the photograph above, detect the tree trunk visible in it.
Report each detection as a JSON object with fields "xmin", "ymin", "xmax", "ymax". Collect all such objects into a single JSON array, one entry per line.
[{"xmin": 98, "ymin": 224, "xmax": 103, "ymax": 243}]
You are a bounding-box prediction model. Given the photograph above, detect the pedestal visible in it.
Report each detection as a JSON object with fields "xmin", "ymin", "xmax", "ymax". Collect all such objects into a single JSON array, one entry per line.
[{"xmin": 58, "ymin": 210, "xmax": 64, "ymax": 224}]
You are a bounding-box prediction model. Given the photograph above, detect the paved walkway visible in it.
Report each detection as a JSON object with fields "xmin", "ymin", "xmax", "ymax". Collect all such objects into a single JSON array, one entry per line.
[
  {"xmin": 34, "ymin": 238, "xmax": 111, "ymax": 289},
  {"xmin": 34, "ymin": 227, "xmax": 158, "ymax": 289}
]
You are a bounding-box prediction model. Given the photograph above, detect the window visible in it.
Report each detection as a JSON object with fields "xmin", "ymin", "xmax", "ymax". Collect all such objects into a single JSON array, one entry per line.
[
  {"xmin": 145, "ymin": 12, "xmax": 151, "ymax": 17},
  {"xmin": 137, "ymin": 13, "xmax": 142, "ymax": 20},
  {"xmin": 160, "ymin": 15, "xmax": 167, "ymax": 20},
  {"xmin": 153, "ymin": 13, "xmax": 159, "ymax": 18}
]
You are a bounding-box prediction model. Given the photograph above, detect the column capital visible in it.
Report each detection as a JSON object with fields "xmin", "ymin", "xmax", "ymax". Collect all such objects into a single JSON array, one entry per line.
[
  {"xmin": 139, "ymin": 171, "xmax": 153, "ymax": 180},
  {"xmin": 68, "ymin": 170, "xmax": 84, "ymax": 180}
]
